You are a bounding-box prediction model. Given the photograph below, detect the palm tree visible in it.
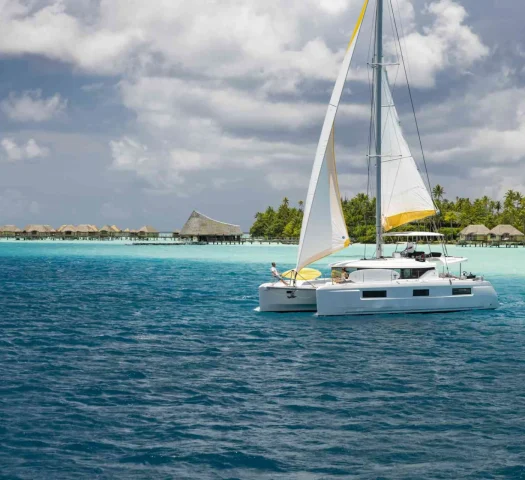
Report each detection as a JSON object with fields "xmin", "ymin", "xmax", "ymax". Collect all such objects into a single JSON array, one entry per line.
[{"xmin": 432, "ymin": 184, "xmax": 445, "ymax": 201}]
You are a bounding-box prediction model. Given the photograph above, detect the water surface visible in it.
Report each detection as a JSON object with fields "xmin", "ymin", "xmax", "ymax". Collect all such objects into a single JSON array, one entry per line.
[{"xmin": 1, "ymin": 243, "xmax": 524, "ymax": 479}]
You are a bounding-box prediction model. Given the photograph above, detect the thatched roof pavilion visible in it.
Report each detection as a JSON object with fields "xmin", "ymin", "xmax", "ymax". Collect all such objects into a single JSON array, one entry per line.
[
  {"xmin": 138, "ymin": 225, "xmax": 159, "ymax": 237},
  {"xmin": 57, "ymin": 225, "xmax": 77, "ymax": 235},
  {"xmin": 180, "ymin": 210, "xmax": 242, "ymax": 242},
  {"xmin": 74, "ymin": 224, "xmax": 98, "ymax": 236},
  {"xmin": 459, "ymin": 225, "xmax": 490, "ymax": 239},
  {"xmin": 110, "ymin": 225, "xmax": 121, "ymax": 233},
  {"xmin": 489, "ymin": 224, "xmax": 524, "ymax": 239},
  {"xmin": 23, "ymin": 224, "xmax": 55, "ymax": 235},
  {"xmin": 0, "ymin": 225, "xmax": 21, "ymax": 233}
]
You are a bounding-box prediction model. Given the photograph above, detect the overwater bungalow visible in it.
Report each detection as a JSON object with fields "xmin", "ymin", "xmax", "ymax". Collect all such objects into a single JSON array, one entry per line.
[
  {"xmin": 76, "ymin": 225, "xmax": 99, "ymax": 238},
  {"xmin": 0, "ymin": 225, "xmax": 22, "ymax": 237},
  {"xmin": 489, "ymin": 224, "xmax": 525, "ymax": 242},
  {"xmin": 99, "ymin": 225, "xmax": 112, "ymax": 235},
  {"xmin": 57, "ymin": 225, "xmax": 78, "ymax": 237},
  {"xmin": 172, "ymin": 229, "xmax": 180, "ymax": 238},
  {"xmin": 23, "ymin": 224, "xmax": 55, "ymax": 237},
  {"xmin": 123, "ymin": 228, "xmax": 138, "ymax": 238},
  {"xmin": 138, "ymin": 226, "xmax": 159, "ymax": 238},
  {"xmin": 180, "ymin": 210, "xmax": 242, "ymax": 243},
  {"xmin": 459, "ymin": 225, "xmax": 490, "ymax": 242}
]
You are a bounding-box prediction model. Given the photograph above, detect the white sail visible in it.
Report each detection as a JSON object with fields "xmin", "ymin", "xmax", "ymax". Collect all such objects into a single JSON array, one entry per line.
[
  {"xmin": 380, "ymin": 73, "xmax": 436, "ymax": 231},
  {"xmin": 295, "ymin": 0, "xmax": 369, "ymax": 272}
]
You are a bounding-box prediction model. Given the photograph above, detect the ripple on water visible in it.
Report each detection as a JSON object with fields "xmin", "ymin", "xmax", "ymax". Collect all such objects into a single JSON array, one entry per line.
[{"xmin": 1, "ymin": 245, "xmax": 525, "ymax": 479}]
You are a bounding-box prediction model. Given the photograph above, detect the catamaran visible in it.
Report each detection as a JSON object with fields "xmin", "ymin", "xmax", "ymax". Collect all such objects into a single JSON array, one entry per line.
[{"xmin": 259, "ymin": 0, "xmax": 498, "ymax": 315}]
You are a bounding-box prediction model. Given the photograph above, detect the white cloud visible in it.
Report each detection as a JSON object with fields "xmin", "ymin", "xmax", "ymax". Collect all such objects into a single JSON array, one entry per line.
[
  {"xmin": 0, "ymin": 0, "xmax": 500, "ymax": 207},
  {"xmin": 1, "ymin": 138, "xmax": 49, "ymax": 162},
  {"xmin": 1, "ymin": 90, "xmax": 67, "ymax": 122},
  {"xmin": 388, "ymin": 0, "xmax": 489, "ymax": 88}
]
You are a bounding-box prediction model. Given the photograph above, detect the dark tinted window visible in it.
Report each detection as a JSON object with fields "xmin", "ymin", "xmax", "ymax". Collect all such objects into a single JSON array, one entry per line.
[
  {"xmin": 399, "ymin": 268, "xmax": 433, "ymax": 279},
  {"xmin": 362, "ymin": 290, "xmax": 387, "ymax": 298},
  {"xmin": 452, "ymin": 288, "xmax": 472, "ymax": 295},
  {"xmin": 413, "ymin": 289, "xmax": 429, "ymax": 297}
]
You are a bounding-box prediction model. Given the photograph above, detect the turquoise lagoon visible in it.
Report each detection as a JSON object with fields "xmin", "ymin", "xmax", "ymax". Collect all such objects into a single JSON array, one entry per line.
[{"xmin": 1, "ymin": 241, "xmax": 525, "ymax": 479}]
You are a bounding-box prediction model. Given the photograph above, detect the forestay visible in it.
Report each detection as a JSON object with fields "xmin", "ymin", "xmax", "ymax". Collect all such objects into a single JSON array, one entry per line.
[
  {"xmin": 295, "ymin": 0, "xmax": 369, "ymax": 272},
  {"xmin": 380, "ymin": 73, "xmax": 436, "ymax": 231}
]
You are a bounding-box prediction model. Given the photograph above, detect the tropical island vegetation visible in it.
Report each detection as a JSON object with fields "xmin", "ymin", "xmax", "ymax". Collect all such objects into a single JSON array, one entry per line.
[{"xmin": 250, "ymin": 186, "xmax": 525, "ymax": 242}]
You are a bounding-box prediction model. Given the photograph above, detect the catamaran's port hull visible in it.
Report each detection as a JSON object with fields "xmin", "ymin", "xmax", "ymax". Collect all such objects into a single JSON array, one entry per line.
[
  {"xmin": 316, "ymin": 280, "xmax": 498, "ymax": 316},
  {"xmin": 258, "ymin": 283, "xmax": 317, "ymax": 312}
]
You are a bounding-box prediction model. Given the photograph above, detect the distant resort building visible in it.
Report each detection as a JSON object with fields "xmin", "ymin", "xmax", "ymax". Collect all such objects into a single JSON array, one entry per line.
[
  {"xmin": 459, "ymin": 225, "xmax": 490, "ymax": 242},
  {"xmin": 76, "ymin": 225, "xmax": 99, "ymax": 237},
  {"xmin": 180, "ymin": 210, "xmax": 242, "ymax": 243},
  {"xmin": 57, "ymin": 225, "xmax": 77, "ymax": 236},
  {"xmin": 99, "ymin": 225, "xmax": 121, "ymax": 237},
  {"xmin": 138, "ymin": 226, "xmax": 159, "ymax": 238},
  {"xmin": 0, "ymin": 225, "xmax": 22, "ymax": 237},
  {"xmin": 489, "ymin": 224, "xmax": 525, "ymax": 242},
  {"xmin": 23, "ymin": 225, "xmax": 55, "ymax": 237},
  {"xmin": 0, "ymin": 211, "xmax": 244, "ymax": 243}
]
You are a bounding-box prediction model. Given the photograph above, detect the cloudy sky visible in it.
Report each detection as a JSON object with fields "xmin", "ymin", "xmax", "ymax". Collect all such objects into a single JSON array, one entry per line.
[{"xmin": 0, "ymin": 0, "xmax": 523, "ymax": 230}]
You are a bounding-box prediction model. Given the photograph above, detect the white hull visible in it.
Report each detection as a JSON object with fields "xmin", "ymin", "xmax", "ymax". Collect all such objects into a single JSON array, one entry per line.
[
  {"xmin": 316, "ymin": 279, "xmax": 498, "ymax": 316},
  {"xmin": 258, "ymin": 282, "xmax": 320, "ymax": 312}
]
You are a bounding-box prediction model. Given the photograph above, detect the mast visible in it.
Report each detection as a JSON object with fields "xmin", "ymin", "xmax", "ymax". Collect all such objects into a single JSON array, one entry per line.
[{"xmin": 374, "ymin": 0, "xmax": 383, "ymax": 258}]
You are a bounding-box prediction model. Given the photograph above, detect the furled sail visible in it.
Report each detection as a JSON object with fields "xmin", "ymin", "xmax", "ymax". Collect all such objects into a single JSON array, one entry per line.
[
  {"xmin": 380, "ymin": 73, "xmax": 436, "ymax": 231},
  {"xmin": 295, "ymin": 0, "xmax": 369, "ymax": 272}
]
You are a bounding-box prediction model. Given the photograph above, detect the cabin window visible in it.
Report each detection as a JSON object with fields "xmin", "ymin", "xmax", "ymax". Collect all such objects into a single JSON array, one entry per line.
[
  {"xmin": 452, "ymin": 288, "xmax": 472, "ymax": 295},
  {"xmin": 398, "ymin": 268, "xmax": 433, "ymax": 279},
  {"xmin": 362, "ymin": 290, "xmax": 387, "ymax": 298},
  {"xmin": 413, "ymin": 289, "xmax": 429, "ymax": 297}
]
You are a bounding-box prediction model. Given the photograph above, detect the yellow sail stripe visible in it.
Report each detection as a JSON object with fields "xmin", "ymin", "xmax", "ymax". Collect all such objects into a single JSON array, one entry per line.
[
  {"xmin": 383, "ymin": 210, "xmax": 437, "ymax": 232},
  {"xmin": 346, "ymin": 0, "xmax": 370, "ymax": 52}
]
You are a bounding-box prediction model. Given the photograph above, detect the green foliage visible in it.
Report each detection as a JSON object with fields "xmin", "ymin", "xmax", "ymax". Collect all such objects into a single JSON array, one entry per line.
[
  {"xmin": 250, "ymin": 199, "xmax": 303, "ymax": 238},
  {"xmin": 250, "ymin": 187, "xmax": 525, "ymax": 241}
]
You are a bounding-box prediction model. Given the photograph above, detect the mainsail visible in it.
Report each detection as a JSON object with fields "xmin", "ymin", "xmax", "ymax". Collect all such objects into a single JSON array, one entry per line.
[
  {"xmin": 380, "ymin": 73, "xmax": 436, "ymax": 231},
  {"xmin": 295, "ymin": 0, "xmax": 369, "ymax": 272}
]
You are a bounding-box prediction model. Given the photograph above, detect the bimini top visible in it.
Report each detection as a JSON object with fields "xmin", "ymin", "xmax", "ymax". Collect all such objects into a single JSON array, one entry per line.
[
  {"xmin": 383, "ymin": 231, "xmax": 443, "ymax": 238},
  {"xmin": 330, "ymin": 255, "xmax": 467, "ymax": 269},
  {"xmin": 330, "ymin": 257, "xmax": 437, "ymax": 269}
]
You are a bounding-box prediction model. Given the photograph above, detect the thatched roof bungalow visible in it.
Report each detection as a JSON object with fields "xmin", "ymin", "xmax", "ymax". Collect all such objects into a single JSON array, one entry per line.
[
  {"xmin": 180, "ymin": 210, "xmax": 242, "ymax": 242},
  {"xmin": 459, "ymin": 224, "xmax": 490, "ymax": 241},
  {"xmin": 57, "ymin": 225, "xmax": 77, "ymax": 236},
  {"xmin": 172, "ymin": 229, "xmax": 180, "ymax": 238},
  {"xmin": 23, "ymin": 224, "xmax": 55, "ymax": 236},
  {"xmin": 110, "ymin": 225, "xmax": 121, "ymax": 233},
  {"xmin": 76, "ymin": 224, "xmax": 98, "ymax": 237},
  {"xmin": 0, "ymin": 225, "xmax": 22, "ymax": 236},
  {"xmin": 138, "ymin": 225, "xmax": 159, "ymax": 238},
  {"xmin": 489, "ymin": 224, "xmax": 524, "ymax": 241}
]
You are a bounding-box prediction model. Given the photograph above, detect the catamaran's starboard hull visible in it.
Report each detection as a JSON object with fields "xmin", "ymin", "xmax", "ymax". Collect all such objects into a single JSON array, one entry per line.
[
  {"xmin": 258, "ymin": 283, "xmax": 317, "ymax": 312},
  {"xmin": 316, "ymin": 279, "xmax": 498, "ymax": 316}
]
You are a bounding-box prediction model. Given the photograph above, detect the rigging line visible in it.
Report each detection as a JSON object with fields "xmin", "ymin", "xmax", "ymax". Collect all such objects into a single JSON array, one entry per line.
[
  {"xmin": 386, "ymin": 0, "xmax": 402, "ymax": 88},
  {"xmin": 393, "ymin": 0, "xmax": 413, "ymax": 86}
]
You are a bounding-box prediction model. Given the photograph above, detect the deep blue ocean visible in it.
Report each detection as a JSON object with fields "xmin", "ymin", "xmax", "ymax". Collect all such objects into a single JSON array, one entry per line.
[{"xmin": 1, "ymin": 242, "xmax": 525, "ymax": 479}]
